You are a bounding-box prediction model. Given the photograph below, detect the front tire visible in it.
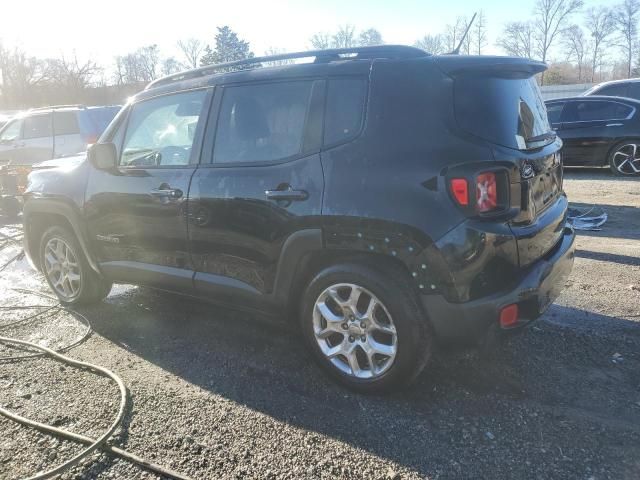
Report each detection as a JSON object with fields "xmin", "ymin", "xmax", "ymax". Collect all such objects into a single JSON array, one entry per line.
[
  {"xmin": 608, "ymin": 141, "xmax": 640, "ymax": 176},
  {"xmin": 300, "ymin": 262, "xmax": 433, "ymax": 393},
  {"xmin": 39, "ymin": 226, "xmax": 112, "ymax": 305}
]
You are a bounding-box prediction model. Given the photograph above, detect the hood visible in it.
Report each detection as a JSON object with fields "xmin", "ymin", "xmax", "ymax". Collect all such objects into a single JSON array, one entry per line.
[{"xmin": 32, "ymin": 153, "xmax": 87, "ymax": 170}]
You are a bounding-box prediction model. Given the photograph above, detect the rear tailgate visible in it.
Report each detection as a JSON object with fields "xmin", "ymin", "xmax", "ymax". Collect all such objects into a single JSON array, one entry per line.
[{"xmin": 437, "ymin": 55, "xmax": 567, "ymax": 266}]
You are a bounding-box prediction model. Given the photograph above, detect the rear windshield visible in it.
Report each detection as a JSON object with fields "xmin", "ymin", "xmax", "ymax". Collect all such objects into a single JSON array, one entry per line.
[{"xmin": 454, "ymin": 76, "xmax": 551, "ymax": 150}]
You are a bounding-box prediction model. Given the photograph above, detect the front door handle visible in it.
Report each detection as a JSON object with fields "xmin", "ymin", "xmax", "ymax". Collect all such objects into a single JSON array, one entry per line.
[
  {"xmin": 265, "ymin": 188, "xmax": 308, "ymax": 201},
  {"xmin": 151, "ymin": 185, "xmax": 183, "ymax": 199},
  {"xmin": 605, "ymin": 123, "xmax": 623, "ymax": 127}
]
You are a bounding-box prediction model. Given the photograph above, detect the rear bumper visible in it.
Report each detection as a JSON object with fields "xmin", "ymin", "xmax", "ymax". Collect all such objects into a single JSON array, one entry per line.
[{"xmin": 422, "ymin": 225, "xmax": 576, "ymax": 344}]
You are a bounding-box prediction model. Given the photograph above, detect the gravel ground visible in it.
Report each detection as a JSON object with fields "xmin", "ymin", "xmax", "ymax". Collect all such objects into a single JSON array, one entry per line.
[{"xmin": 0, "ymin": 167, "xmax": 639, "ymax": 480}]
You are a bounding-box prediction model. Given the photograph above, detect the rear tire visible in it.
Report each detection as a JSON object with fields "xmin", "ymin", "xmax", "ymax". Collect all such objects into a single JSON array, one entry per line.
[
  {"xmin": 39, "ymin": 225, "xmax": 112, "ymax": 305},
  {"xmin": 608, "ymin": 141, "xmax": 640, "ymax": 176},
  {"xmin": 300, "ymin": 262, "xmax": 433, "ymax": 393}
]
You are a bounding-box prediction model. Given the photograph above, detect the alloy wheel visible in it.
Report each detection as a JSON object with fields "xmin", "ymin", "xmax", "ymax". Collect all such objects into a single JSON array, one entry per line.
[
  {"xmin": 612, "ymin": 144, "xmax": 640, "ymax": 175},
  {"xmin": 312, "ymin": 283, "xmax": 398, "ymax": 379},
  {"xmin": 43, "ymin": 237, "xmax": 82, "ymax": 300}
]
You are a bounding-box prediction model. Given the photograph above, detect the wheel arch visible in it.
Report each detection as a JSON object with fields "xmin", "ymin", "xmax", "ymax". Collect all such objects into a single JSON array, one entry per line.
[
  {"xmin": 23, "ymin": 199, "xmax": 101, "ymax": 275},
  {"xmin": 606, "ymin": 137, "xmax": 640, "ymax": 167}
]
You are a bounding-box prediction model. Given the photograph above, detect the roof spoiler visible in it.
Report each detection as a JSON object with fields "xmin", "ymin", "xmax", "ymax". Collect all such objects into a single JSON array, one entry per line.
[{"xmin": 434, "ymin": 56, "xmax": 547, "ymax": 78}]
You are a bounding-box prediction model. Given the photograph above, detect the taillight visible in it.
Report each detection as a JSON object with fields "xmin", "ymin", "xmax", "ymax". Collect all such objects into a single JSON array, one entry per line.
[
  {"xmin": 450, "ymin": 178, "xmax": 469, "ymax": 206},
  {"xmin": 476, "ymin": 172, "xmax": 498, "ymax": 212},
  {"xmin": 450, "ymin": 171, "xmax": 503, "ymax": 214}
]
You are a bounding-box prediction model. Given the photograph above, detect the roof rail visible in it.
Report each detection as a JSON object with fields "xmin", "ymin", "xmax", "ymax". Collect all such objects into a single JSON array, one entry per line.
[
  {"xmin": 28, "ymin": 104, "xmax": 86, "ymax": 112},
  {"xmin": 146, "ymin": 45, "xmax": 428, "ymax": 90}
]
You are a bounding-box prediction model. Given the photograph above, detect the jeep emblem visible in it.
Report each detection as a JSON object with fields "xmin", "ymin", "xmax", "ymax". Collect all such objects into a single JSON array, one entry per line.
[{"xmin": 521, "ymin": 162, "xmax": 535, "ymax": 179}]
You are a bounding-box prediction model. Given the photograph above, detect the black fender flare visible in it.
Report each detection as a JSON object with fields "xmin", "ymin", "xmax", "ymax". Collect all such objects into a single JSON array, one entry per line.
[
  {"xmin": 271, "ymin": 229, "xmax": 323, "ymax": 306},
  {"xmin": 23, "ymin": 198, "xmax": 102, "ymax": 275}
]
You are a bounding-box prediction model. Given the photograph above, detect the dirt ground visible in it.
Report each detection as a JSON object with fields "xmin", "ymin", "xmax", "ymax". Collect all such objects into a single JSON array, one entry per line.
[{"xmin": 0, "ymin": 167, "xmax": 638, "ymax": 480}]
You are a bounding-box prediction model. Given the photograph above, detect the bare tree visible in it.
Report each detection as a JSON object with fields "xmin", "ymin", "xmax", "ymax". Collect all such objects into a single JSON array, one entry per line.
[
  {"xmin": 532, "ymin": 0, "xmax": 584, "ymax": 84},
  {"xmin": 414, "ymin": 34, "xmax": 445, "ymax": 54},
  {"xmin": 0, "ymin": 44, "xmax": 49, "ymax": 107},
  {"xmin": 497, "ymin": 22, "xmax": 535, "ymax": 58},
  {"xmin": 137, "ymin": 45, "xmax": 160, "ymax": 81},
  {"xmin": 358, "ymin": 28, "xmax": 383, "ymax": 46},
  {"xmin": 177, "ymin": 38, "xmax": 204, "ymax": 69},
  {"xmin": 309, "ymin": 32, "xmax": 332, "ymax": 50},
  {"xmin": 161, "ymin": 57, "xmax": 183, "ymax": 76},
  {"xmin": 47, "ymin": 54, "xmax": 101, "ymax": 91},
  {"xmin": 332, "ymin": 24, "xmax": 357, "ymax": 48},
  {"xmin": 585, "ymin": 6, "xmax": 615, "ymax": 82},
  {"xmin": 444, "ymin": 17, "xmax": 467, "ymax": 52},
  {"xmin": 563, "ymin": 25, "xmax": 586, "ymax": 81},
  {"xmin": 614, "ymin": 0, "xmax": 640, "ymax": 78},
  {"xmin": 262, "ymin": 47, "xmax": 295, "ymax": 66},
  {"xmin": 473, "ymin": 10, "xmax": 488, "ymax": 55}
]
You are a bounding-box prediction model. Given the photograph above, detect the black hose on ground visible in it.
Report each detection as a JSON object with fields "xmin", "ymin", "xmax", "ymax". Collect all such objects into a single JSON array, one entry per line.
[{"xmin": 0, "ymin": 288, "xmax": 196, "ymax": 480}]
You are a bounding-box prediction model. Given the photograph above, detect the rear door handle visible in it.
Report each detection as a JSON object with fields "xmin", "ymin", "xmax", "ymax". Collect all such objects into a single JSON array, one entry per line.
[
  {"xmin": 265, "ymin": 189, "xmax": 308, "ymax": 201},
  {"xmin": 150, "ymin": 186, "xmax": 183, "ymax": 199},
  {"xmin": 606, "ymin": 123, "xmax": 623, "ymax": 127}
]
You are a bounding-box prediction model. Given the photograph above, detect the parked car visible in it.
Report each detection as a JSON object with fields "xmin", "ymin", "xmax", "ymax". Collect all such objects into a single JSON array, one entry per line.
[
  {"xmin": 22, "ymin": 46, "xmax": 575, "ymax": 392},
  {"xmin": 583, "ymin": 78, "xmax": 640, "ymax": 101},
  {"xmin": 545, "ymin": 96, "xmax": 640, "ymax": 176},
  {"xmin": 0, "ymin": 105, "xmax": 121, "ymax": 165}
]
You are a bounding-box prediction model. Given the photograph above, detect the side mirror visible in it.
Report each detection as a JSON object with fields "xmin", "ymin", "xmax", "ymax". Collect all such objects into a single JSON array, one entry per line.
[{"xmin": 88, "ymin": 143, "xmax": 117, "ymax": 170}]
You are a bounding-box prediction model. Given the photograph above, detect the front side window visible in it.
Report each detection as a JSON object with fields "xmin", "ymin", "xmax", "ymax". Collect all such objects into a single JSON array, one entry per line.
[
  {"xmin": 23, "ymin": 114, "xmax": 52, "ymax": 139},
  {"xmin": 213, "ymin": 81, "xmax": 313, "ymax": 164},
  {"xmin": 0, "ymin": 119, "xmax": 22, "ymax": 143},
  {"xmin": 121, "ymin": 90, "xmax": 207, "ymax": 167}
]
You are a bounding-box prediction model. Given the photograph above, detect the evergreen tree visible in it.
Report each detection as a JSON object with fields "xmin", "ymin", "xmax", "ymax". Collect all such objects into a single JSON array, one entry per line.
[{"xmin": 200, "ymin": 26, "xmax": 257, "ymax": 71}]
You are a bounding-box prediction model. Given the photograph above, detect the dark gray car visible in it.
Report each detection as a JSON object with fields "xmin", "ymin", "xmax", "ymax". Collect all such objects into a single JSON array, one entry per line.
[{"xmin": 0, "ymin": 105, "xmax": 120, "ymax": 165}]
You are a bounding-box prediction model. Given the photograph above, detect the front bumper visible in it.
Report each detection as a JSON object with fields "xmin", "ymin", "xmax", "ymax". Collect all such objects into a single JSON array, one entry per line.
[{"xmin": 422, "ymin": 225, "xmax": 576, "ymax": 344}]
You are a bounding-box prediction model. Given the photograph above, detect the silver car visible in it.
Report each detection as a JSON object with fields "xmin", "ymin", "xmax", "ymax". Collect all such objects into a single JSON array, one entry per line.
[{"xmin": 0, "ymin": 105, "xmax": 120, "ymax": 165}]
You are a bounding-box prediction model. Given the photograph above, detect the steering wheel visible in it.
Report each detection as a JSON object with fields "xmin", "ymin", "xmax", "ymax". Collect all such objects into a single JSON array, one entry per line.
[{"xmin": 158, "ymin": 146, "xmax": 189, "ymax": 165}]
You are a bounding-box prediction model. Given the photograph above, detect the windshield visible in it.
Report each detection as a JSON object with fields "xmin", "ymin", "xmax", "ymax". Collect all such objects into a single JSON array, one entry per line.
[{"xmin": 454, "ymin": 75, "xmax": 552, "ymax": 150}]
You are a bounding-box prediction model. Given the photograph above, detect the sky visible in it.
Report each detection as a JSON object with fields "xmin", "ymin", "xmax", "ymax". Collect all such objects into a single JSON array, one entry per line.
[{"xmin": 0, "ymin": 0, "xmax": 614, "ymax": 69}]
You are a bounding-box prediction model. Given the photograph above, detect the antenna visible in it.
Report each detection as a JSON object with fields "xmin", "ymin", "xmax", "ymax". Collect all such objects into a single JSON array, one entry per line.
[{"xmin": 451, "ymin": 12, "xmax": 477, "ymax": 55}]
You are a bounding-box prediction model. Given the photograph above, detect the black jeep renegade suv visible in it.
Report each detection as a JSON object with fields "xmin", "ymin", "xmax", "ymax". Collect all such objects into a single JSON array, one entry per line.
[{"xmin": 22, "ymin": 46, "xmax": 575, "ymax": 392}]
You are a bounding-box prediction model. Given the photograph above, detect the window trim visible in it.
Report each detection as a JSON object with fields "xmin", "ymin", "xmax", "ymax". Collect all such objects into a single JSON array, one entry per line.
[
  {"xmin": 206, "ymin": 78, "xmax": 322, "ymax": 169},
  {"xmin": 115, "ymin": 87, "xmax": 213, "ymax": 170},
  {"xmin": 321, "ymin": 75, "xmax": 369, "ymax": 151},
  {"xmin": 561, "ymin": 99, "xmax": 636, "ymax": 124}
]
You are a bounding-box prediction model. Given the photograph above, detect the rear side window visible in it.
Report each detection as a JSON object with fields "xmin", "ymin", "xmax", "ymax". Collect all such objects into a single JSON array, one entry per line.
[
  {"xmin": 597, "ymin": 84, "xmax": 629, "ymax": 98},
  {"xmin": 454, "ymin": 76, "xmax": 551, "ymax": 150},
  {"xmin": 546, "ymin": 102, "xmax": 564, "ymax": 124},
  {"xmin": 565, "ymin": 101, "xmax": 633, "ymax": 122},
  {"xmin": 324, "ymin": 78, "xmax": 366, "ymax": 146},
  {"xmin": 23, "ymin": 114, "xmax": 52, "ymax": 139},
  {"xmin": 54, "ymin": 111, "xmax": 80, "ymax": 135},
  {"xmin": 214, "ymin": 81, "xmax": 313, "ymax": 164}
]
